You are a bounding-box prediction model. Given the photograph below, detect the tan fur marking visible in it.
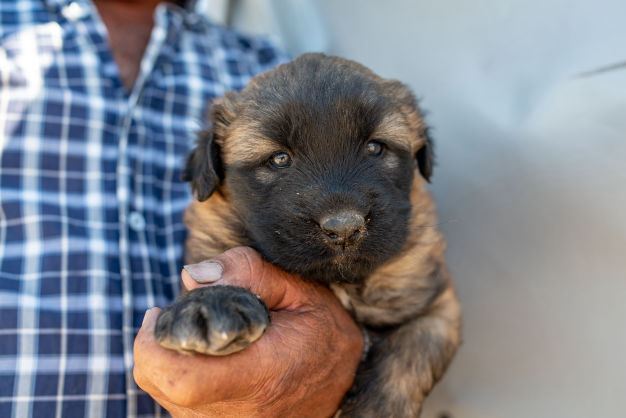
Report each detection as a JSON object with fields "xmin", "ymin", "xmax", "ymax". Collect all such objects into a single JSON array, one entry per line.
[
  {"xmin": 401, "ymin": 104, "xmax": 428, "ymax": 154},
  {"xmin": 254, "ymin": 168, "xmax": 277, "ymax": 184},
  {"xmin": 329, "ymin": 284, "xmax": 354, "ymax": 311},
  {"xmin": 379, "ymin": 286, "xmax": 461, "ymax": 414},
  {"xmin": 380, "ymin": 79, "xmax": 429, "ymax": 154},
  {"xmin": 183, "ymin": 189, "xmax": 249, "ymax": 264},
  {"xmin": 371, "ymin": 112, "xmax": 412, "ymax": 152},
  {"xmin": 220, "ymin": 122, "xmax": 280, "ymax": 166}
]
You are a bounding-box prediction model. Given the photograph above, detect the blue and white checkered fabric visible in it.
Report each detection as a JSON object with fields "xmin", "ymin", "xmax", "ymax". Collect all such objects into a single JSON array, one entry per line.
[{"xmin": 0, "ymin": 0, "xmax": 286, "ymax": 416}]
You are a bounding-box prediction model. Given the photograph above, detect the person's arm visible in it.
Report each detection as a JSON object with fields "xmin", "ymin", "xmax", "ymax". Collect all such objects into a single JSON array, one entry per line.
[{"xmin": 133, "ymin": 247, "xmax": 364, "ymax": 417}]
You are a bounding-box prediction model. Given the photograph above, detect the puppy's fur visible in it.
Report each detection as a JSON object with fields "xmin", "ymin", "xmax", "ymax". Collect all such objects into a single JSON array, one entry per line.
[{"xmin": 155, "ymin": 53, "xmax": 461, "ymax": 417}]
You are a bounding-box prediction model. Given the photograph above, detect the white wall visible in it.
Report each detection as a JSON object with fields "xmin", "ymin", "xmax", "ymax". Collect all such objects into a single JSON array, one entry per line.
[
  {"xmin": 313, "ymin": 1, "xmax": 626, "ymax": 417},
  {"xmin": 224, "ymin": 1, "xmax": 626, "ymax": 416}
]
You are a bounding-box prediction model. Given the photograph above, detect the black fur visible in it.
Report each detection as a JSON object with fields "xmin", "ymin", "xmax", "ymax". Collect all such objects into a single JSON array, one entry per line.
[
  {"xmin": 417, "ymin": 127, "xmax": 434, "ymax": 182},
  {"xmin": 159, "ymin": 54, "xmax": 459, "ymax": 418},
  {"xmin": 181, "ymin": 130, "xmax": 223, "ymax": 202},
  {"xmin": 191, "ymin": 54, "xmax": 431, "ymax": 284}
]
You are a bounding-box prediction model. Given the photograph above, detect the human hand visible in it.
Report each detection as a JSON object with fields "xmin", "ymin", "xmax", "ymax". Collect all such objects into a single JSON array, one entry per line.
[{"xmin": 133, "ymin": 247, "xmax": 364, "ymax": 417}]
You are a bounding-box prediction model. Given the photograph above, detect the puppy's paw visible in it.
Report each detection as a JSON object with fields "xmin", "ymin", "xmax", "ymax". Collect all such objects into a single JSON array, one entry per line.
[{"xmin": 154, "ymin": 285, "xmax": 270, "ymax": 355}]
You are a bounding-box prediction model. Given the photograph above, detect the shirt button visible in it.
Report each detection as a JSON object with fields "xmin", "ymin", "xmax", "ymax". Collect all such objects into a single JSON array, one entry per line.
[
  {"xmin": 128, "ymin": 211, "xmax": 146, "ymax": 231},
  {"xmin": 185, "ymin": 14, "xmax": 200, "ymax": 26},
  {"xmin": 61, "ymin": 2, "xmax": 88, "ymax": 21}
]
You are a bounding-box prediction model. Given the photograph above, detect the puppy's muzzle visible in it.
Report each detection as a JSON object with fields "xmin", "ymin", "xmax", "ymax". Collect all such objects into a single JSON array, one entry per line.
[{"xmin": 319, "ymin": 210, "xmax": 366, "ymax": 247}]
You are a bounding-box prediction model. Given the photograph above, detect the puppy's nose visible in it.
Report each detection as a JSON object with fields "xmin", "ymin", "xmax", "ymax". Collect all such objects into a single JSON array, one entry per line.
[{"xmin": 320, "ymin": 211, "xmax": 365, "ymax": 246}]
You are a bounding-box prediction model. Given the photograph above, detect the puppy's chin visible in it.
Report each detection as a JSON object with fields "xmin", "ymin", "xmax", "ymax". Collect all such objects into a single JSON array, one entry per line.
[
  {"xmin": 249, "ymin": 215, "xmax": 410, "ymax": 284},
  {"xmin": 264, "ymin": 250, "xmax": 380, "ymax": 285},
  {"xmin": 306, "ymin": 256, "xmax": 377, "ymax": 284}
]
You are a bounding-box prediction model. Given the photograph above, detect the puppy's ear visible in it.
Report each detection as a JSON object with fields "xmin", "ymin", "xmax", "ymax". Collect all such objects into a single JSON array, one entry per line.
[
  {"xmin": 182, "ymin": 92, "xmax": 240, "ymax": 201},
  {"xmin": 416, "ymin": 127, "xmax": 434, "ymax": 182},
  {"xmin": 181, "ymin": 130, "xmax": 222, "ymax": 201},
  {"xmin": 384, "ymin": 80, "xmax": 435, "ymax": 182}
]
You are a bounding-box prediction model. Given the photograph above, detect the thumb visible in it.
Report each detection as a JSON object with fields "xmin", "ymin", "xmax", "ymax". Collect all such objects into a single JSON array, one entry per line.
[{"xmin": 182, "ymin": 246, "xmax": 318, "ymax": 311}]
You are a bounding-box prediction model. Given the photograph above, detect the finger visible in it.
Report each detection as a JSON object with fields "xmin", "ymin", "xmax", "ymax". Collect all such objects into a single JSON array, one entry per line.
[
  {"xmin": 134, "ymin": 307, "xmax": 220, "ymax": 404},
  {"xmin": 133, "ymin": 308, "xmax": 169, "ymax": 397},
  {"xmin": 205, "ymin": 247, "xmax": 325, "ymax": 311}
]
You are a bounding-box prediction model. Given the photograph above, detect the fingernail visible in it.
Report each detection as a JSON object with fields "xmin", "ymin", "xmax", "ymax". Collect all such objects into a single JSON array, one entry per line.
[
  {"xmin": 184, "ymin": 261, "xmax": 223, "ymax": 283},
  {"xmin": 142, "ymin": 307, "xmax": 155, "ymax": 326}
]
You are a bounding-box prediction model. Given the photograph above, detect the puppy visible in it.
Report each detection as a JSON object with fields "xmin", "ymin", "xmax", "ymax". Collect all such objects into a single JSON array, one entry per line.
[{"xmin": 155, "ymin": 53, "xmax": 461, "ymax": 417}]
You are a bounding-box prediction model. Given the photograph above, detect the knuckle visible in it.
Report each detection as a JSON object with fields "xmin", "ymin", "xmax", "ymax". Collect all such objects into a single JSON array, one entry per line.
[
  {"xmin": 132, "ymin": 366, "xmax": 146, "ymax": 389},
  {"xmin": 132, "ymin": 362, "xmax": 157, "ymax": 396},
  {"xmin": 227, "ymin": 246, "xmax": 261, "ymax": 265},
  {"xmin": 222, "ymin": 246, "xmax": 267, "ymax": 289},
  {"xmin": 167, "ymin": 388, "xmax": 195, "ymax": 407}
]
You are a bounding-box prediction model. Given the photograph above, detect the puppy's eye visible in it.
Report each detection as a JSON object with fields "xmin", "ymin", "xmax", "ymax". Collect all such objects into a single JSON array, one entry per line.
[
  {"xmin": 365, "ymin": 141, "xmax": 384, "ymax": 156},
  {"xmin": 270, "ymin": 152, "xmax": 292, "ymax": 168}
]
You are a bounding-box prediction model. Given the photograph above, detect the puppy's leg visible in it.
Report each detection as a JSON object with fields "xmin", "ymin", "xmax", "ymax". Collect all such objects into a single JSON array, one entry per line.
[
  {"xmin": 339, "ymin": 286, "xmax": 461, "ymax": 417},
  {"xmin": 155, "ymin": 286, "xmax": 270, "ymax": 356}
]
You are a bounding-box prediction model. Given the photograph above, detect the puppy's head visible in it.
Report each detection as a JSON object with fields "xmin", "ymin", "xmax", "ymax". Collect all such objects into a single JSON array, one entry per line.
[{"xmin": 184, "ymin": 53, "xmax": 433, "ymax": 283}]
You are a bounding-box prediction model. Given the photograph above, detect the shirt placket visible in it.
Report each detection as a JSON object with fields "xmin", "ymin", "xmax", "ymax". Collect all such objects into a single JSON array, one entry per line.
[
  {"xmin": 112, "ymin": 6, "xmax": 183, "ymax": 417},
  {"xmin": 48, "ymin": 1, "xmax": 187, "ymax": 415}
]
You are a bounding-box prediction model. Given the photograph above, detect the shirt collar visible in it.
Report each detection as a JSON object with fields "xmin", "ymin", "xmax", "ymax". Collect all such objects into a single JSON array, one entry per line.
[{"xmin": 42, "ymin": 0, "xmax": 200, "ymax": 14}]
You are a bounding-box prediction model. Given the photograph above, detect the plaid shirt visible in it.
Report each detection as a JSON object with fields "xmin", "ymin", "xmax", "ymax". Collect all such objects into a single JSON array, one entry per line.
[{"xmin": 0, "ymin": 0, "xmax": 286, "ymax": 416}]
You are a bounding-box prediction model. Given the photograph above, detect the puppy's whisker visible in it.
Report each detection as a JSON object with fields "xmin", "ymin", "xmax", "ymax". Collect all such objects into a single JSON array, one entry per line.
[{"xmin": 415, "ymin": 218, "xmax": 459, "ymax": 229}]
